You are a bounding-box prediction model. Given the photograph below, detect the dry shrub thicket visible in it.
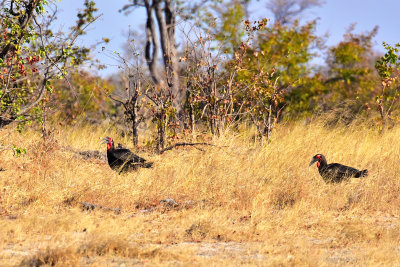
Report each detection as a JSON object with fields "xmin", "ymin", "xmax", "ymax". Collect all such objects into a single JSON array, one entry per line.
[{"xmin": 1, "ymin": 121, "xmax": 400, "ymax": 265}]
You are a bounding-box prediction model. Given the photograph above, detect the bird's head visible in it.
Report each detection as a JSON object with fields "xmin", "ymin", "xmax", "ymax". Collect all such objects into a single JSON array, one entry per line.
[
  {"xmin": 309, "ymin": 154, "xmax": 325, "ymax": 168},
  {"xmin": 101, "ymin": 136, "xmax": 114, "ymax": 150}
]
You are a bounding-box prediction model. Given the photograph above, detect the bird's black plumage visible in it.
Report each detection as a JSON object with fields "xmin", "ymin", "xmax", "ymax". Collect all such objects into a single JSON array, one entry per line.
[
  {"xmin": 102, "ymin": 137, "xmax": 152, "ymax": 173},
  {"xmin": 309, "ymin": 154, "xmax": 368, "ymax": 183}
]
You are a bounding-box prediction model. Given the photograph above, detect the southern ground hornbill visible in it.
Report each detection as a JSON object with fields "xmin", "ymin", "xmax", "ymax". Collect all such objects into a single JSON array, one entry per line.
[
  {"xmin": 101, "ymin": 137, "xmax": 152, "ymax": 173},
  {"xmin": 309, "ymin": 154, "xmax": 368, "ymax": 183}
]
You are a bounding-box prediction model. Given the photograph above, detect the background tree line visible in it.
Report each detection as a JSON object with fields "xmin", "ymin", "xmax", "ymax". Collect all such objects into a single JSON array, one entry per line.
[{"xmin": 1, "ymin": 0, "xmax": 399, "ymax": 149}]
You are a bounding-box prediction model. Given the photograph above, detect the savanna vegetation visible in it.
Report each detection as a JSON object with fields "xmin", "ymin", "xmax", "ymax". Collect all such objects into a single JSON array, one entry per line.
[{"xmin": 1, "ymin": 0, "xmax": 400, "ymax": 265}]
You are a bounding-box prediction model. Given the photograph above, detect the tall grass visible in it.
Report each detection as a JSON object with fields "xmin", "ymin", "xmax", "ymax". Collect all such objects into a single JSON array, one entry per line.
[{"xmin": 1, "ymin": 121, "xmax": 400, "ymax": 265}]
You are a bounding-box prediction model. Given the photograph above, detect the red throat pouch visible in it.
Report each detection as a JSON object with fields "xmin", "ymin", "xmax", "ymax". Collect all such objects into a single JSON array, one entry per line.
[{"xmin": 317, "ymin": 162, "xmax": 320, "ymax": 168}]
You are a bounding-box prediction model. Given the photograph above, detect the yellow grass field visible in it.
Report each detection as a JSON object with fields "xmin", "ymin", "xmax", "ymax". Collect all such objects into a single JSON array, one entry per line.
[{"xmin": 1, "ymin": 122, "xmax": 400, "ymax": 266}]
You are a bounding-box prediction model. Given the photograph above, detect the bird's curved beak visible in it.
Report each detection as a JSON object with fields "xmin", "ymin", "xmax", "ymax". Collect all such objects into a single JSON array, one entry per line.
[
  {"xmin": 101, "ymin": 137, "xmax": 110, "ymax": 144},
  {"xmin": 309, "ymin": 158, "xmax": 317, "ymax": 167}
]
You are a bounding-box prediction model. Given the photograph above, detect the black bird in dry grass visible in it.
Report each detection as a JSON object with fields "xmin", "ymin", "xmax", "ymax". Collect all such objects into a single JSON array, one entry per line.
[
  {"xmin": 101, "ymin": 137, "xmax": 152, "ymax": 173},
  {"xmin": 309, "ymin": 154, "xmax": 368, "ymax": 183}
]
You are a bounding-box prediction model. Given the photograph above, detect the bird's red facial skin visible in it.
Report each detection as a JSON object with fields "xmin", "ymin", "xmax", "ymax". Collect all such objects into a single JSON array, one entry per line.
[
  {"xmin": 316, "ymin": 155, "xmax": 321, "ymax": 167},
  {"xmin": 107, "ymin": 138, "xmax": 113, "ymax": 150}
]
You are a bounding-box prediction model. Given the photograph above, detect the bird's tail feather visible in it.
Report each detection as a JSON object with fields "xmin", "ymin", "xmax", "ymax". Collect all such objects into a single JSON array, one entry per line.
[{"xmin": 141, "ymin": 162, "xmax": 153, "ymax": 168}]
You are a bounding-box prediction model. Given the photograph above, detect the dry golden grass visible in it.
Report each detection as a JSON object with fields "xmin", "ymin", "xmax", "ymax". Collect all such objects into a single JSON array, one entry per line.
[{"xmin": 1, "ymin": 121, "xmax": 400, "ymax": 266}]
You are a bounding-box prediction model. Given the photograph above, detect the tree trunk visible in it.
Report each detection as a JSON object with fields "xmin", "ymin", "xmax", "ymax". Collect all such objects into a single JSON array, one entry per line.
[
  {"xmin": 378, "ymin": 100, "xmax": 386, "ymax": 134},
  {"xmin": 207, "ymin": 67, "xmax": 219, "ymax": 135},
  {"xmin": 267, "ymin": 103, "xmax": 272, "ymax": 141},
  {"xmin": 190, "ymin": 102, "xmax": 195, "ymax": 133},
  {"xmin": 130, "ymin": 81, "xmax": 140, "ymax": 146},
  {"xmin": 153, "ymin": 0, "xmax": 181, "ymax": 106},
  {"xmin": 157, "ymin": 108, "xmax": 166, "ymax": 151},
  {"xmin": 186, "ymin": 90, "xmax": 195, "ymax": 134},
  {"xmin": 378, "ymin": 84, "xmax": 387, "ymax": 134},
  {"xmin": 144, "ymin": 0, "xmax": 161, "ymax": 85},
  {"xmin": 0, "ymin": 0, "xmax": 39, "ymax": 61},
  {"xmin": 131, "ymin": 111, "xmax": 138, "ymax": 146}
]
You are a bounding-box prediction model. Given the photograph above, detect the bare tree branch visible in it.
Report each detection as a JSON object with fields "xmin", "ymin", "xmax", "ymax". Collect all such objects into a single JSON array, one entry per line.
[
  {"xmin": 158, "ymin": 142, "xmax": 215, "ymax": 154},
  {"xmin": 266, "ymin": 0, "xmax": 324, "ymax": 25}
]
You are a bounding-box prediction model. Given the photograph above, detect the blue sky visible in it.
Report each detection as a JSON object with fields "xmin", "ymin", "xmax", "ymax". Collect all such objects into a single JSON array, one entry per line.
[{"xmin": 54, "ymin": 0, "xmax": 400, "ymax": 77}]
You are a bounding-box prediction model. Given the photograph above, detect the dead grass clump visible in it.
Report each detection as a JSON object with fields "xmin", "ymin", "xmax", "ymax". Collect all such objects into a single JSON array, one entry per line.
[
  {"xmin": 78, "ymin": 237, "xmax": 140, "ymax": 258},
  {"xmin": 78, "ymin": 234, "xmax": 186, "ymax": 262},
  {"xmin": 20, "ymin": 247, "xmax": 79, "ymax": 267},
  {"xmin": 186, "ymin": 221, "xmax": 211, "ymax": 241},
  {"xmin": 19, "ymin": 237, "xmax": 182, "ymax": 266},
  {"xmin": 266, "ymin": 179, "xmax": 305, "ymax": 210},
  {"xmin": 337, "ymin": 221, "xmax": 376, "ymax": 243}
]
